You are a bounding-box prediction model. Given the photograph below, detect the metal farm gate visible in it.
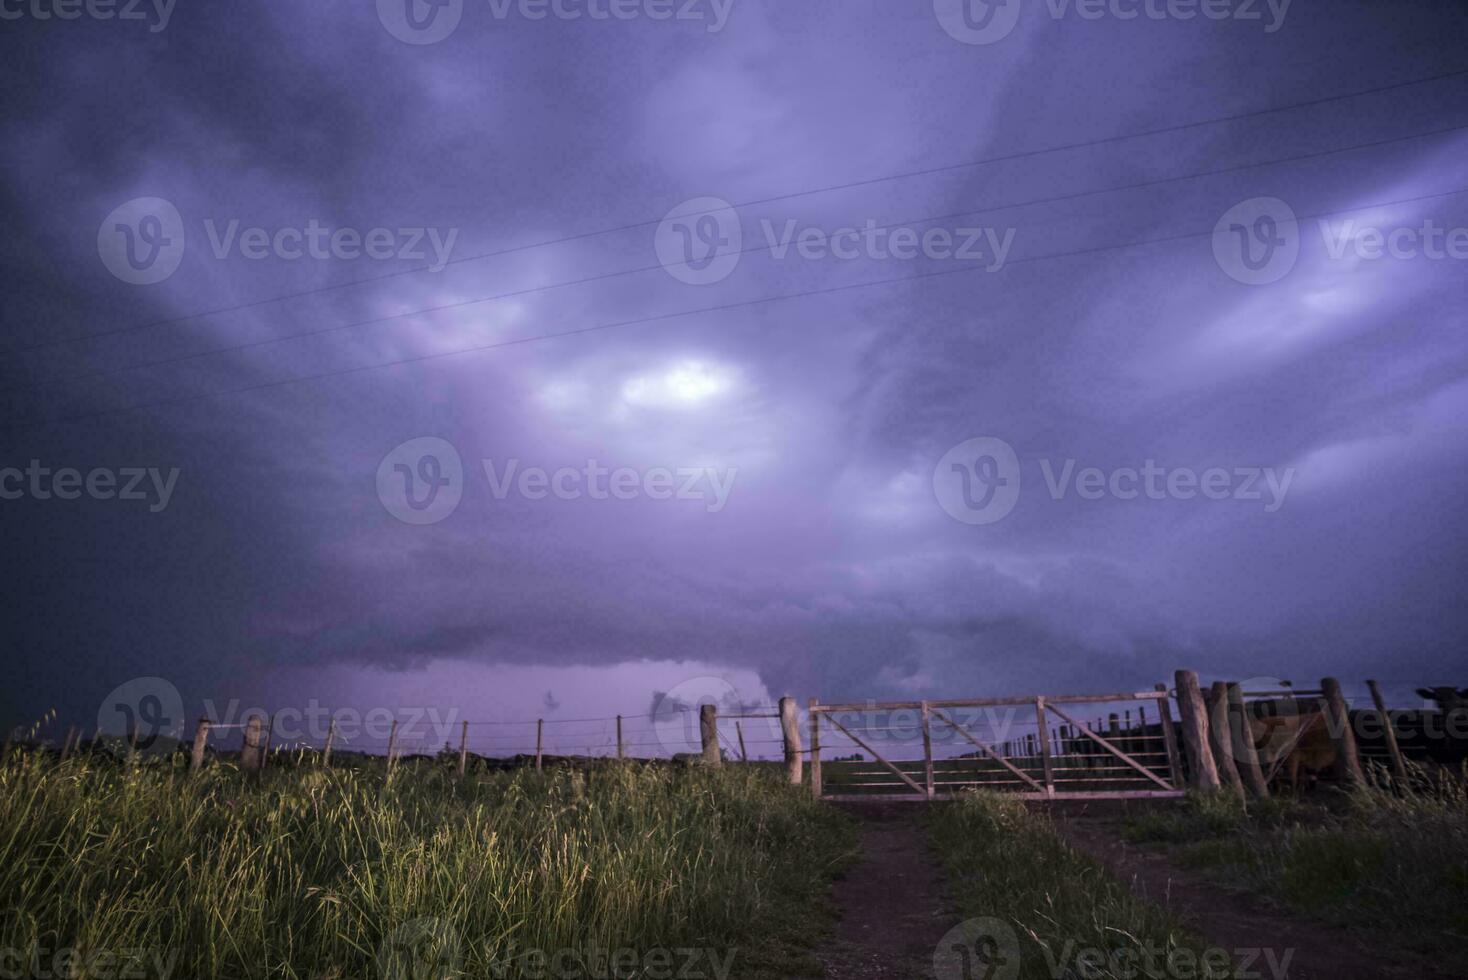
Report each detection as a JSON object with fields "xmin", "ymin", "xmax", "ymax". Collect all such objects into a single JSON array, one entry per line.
[{"xmin": 808, "ymin": 690, "xmax": 1185, "ymax": 801}]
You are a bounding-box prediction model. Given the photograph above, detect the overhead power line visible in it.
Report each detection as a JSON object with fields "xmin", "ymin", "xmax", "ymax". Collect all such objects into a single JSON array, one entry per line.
[
  {"xmin": 7, "ymin": 119, "xmax": 1465, "ymax": 401},
  {"xmin": 6, "ymin": 185, "xmax": 1464, "ymax": 435},
  {"xmin": 5, "ymin": 67, "xmax": 1464, "ymax": 358}
]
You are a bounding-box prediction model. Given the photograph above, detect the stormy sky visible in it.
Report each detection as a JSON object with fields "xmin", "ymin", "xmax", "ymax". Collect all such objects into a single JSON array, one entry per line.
[{"xmin": 2, "ymin": 0, "xmax": 1466, "ymax": 753}]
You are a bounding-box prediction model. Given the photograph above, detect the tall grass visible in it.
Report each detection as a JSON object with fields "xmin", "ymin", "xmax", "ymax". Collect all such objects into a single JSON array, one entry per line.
[
  {"xmin": 0, "ymin": 750, "xmax": 853, "ymax": 979},
  {"xmin": 929, "ymin": 791, "xmax": 1231, "ymax": 980},
  {"xmin": 1122, "ymin": 765, "xmax": 1468, "ymax": 970}
]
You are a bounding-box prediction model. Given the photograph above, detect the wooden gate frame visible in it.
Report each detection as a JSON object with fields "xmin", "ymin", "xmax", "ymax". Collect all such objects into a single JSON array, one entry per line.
[{"xmin": 809, "ymin": 691, "xmax": 1186, "ymax": 802}]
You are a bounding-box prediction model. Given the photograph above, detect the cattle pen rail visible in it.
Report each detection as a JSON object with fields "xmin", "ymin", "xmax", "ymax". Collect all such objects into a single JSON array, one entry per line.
[{"xmin": 806, "ymin": 689, "xmax": 1186, "ymax": 802}]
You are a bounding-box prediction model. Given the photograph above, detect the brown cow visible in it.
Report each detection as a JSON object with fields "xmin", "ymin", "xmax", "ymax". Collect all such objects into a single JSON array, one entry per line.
[{"xmin": 1247, "ymin": 700, "xmax": 1336, "ymax": 792}]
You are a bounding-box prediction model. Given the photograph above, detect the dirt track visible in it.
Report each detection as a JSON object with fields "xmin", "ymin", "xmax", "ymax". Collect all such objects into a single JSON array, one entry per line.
[
  {"xmin": 817, "ymin": 801, "xmax": 1457, "ymax": 980},
  {"xmin": 818, "ymin": 803, "xmax": 958, "ymax": 979}
]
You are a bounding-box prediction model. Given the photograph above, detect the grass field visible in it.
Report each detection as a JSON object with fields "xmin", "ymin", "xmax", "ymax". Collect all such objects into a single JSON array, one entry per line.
[
  {"xmin": 0, "ymin": 749, "xmax": 856, "ymax": 980},
  {"xmin": 1121, "ymin": 766, "xmax": 1468, "ymax": 972},
  {"xmin": 928, "ymin": 791, "xmax": 1235, "ymax": 980}
]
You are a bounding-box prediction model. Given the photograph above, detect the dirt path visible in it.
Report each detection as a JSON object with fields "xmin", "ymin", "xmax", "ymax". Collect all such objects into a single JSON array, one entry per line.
[
  {"xmin": 1055, "ymin": 813, "xmax": 1459, "ymax": 980},
  {"xmin": 818, "ymin": 803, "xmax": 958, "ymax": 979}
]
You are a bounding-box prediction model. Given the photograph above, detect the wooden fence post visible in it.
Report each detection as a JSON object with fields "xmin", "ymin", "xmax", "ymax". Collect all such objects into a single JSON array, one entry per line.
[
  {"xmin": 189, "ymin": 718, "xmax": 210, "ymax": 774},
  {"xmin": 808, "ymin": 698, "xmax": 822, "ymax": 798},
  {"xmin": 700, "ymin": 704, "xmax": 721, "ymax": 767},
  {"xmin": 1366, "ymin": 679, "xmax": 1408, "ymax": 786},
  {"xmin": 535, "ymin": 719, "xmax": 544, "ymax": 772},
  {"xmin": 1174, "ymin": 670, "xmax": 1221, "ymax": 790},
  {"xmin": 1155, "ymin": 683, "xmax": 1185, "ymax": 788},
  {"xmin": 779, "ymin": 697, "xmax": 801, "ymax": 785},
  {"xmin": 616, "ymin": 715, "xmax": 625, "ymax": 760},
  {"xmin": 261, "ymin": 712, "xmax": 275, "ymax": 774},
  {"xmin": 1206, "ymin": 681, "xmax": 1245, "ymax": 798},
  {"xmin": 921, "ymin": 700, "xmax": 935, "ymax": 800},
  {"xmin": 323, "ymin": 719, "xmax": 335, "ymax": 767},
  {"xmin": 1224, "ymin": 683, "xmax": 1269, "ymax": 799},
  {"xmin": 735, "ymin": 722, "xmax": 747, "ymax": 762},
  {"xmin": 457, "ymin": 720, "xmax": 469, "ymax": 778},
  {"xmin": 1034, "ymin": 698, "xmax": 1055, "ymax": 796},
  {"xmin": 241, "ymin": 715, "xmax": 265, "ymax": 772},
  {"xmin": 386, "ymin": 719, "xmax": 399, "ymax": 773},
  {"xmin": 1321, "ymin": 677, "xmax": 1364, "ymax": 786}
]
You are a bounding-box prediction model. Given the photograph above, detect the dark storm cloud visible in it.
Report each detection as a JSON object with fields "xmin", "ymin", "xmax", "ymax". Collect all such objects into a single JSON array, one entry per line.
[{"xmin": 2, "ymin": 0, "xmax": 1467, "ymax": 733}]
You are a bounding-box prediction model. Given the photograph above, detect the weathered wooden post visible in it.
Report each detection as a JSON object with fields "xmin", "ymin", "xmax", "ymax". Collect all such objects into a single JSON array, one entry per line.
[
  {"xmin": 1366, "ymin": 679, "xmax": 1408, "ymax": 786},
  {"xmin": 1321, "ymin": 677, "xmax": 1364, "ymax": 786},
  {"xmin": 921, "ymin": 700, "xmax": 935, "ymax": 800},
  {"xmin": 261, "ymin": 713, "xmax": 276, "ymax": 771},
  {"xmin": 1226, "ymin": 683, "xmax": 1269, "ymax": 799},
  {"xmin": 187, "ymin": 718, "xmax": 210, "ymax": 774},
  {"xmin": 535, "ymin": 719, "xmax": 544, "ymax": 772},
  {"xmin": 808, "ymin": 698, "xmax": 822, "ymax": 798},
  {"xmin": 386, "ymin": 719, "xmax": 399, "ymax": 773},
  {"xmin": 1035, "ymin": 698, "xmax": 1054, "ymax": 797},
  {"xmin": 779, "ymin": 697, "xmax": 801, "ymax": 784},
  {"xmin": 699, "ymin": 703, "xmax": 721, "ymax": 767},
  {"xmin": 322, "ymin": 719, "xmax": 335, "ymax": 767},
  {"xmin": 1155, "ymin": 683, "xmax": 1185, "ymax": 787},
  {"xmin": 241, "ymin": 715, "xmax": 265, "ymax": 772},
  {"xmin": 1206, "ymin": 681, "xmax": 1245, "ymax": 798},
  {"xmin": 457, "ymin": 720, "xmax": 469, "ymax": 778},
  {"xmin": 735, "ymin": 721, "xmax": 748, "ymax": 762},
  {"xmin": 616, "ymin": 715, "xmax": 625, "ymax": 760},
  {"xmin": 1174, "ymin": 670, "xmax": 1221, "ymax": 790}
]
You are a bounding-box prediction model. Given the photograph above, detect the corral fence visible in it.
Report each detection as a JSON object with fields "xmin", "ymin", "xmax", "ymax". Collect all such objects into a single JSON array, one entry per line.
[{"xmin": 8, "ymin": 672, "xmax": 1460, "ymax": 806}]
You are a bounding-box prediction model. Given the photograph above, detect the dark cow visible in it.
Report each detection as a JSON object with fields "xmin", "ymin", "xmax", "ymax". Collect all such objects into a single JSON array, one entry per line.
[{"xmin": 1416, "ymin": 687, "xmax": 1468, "ymax": 711}]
